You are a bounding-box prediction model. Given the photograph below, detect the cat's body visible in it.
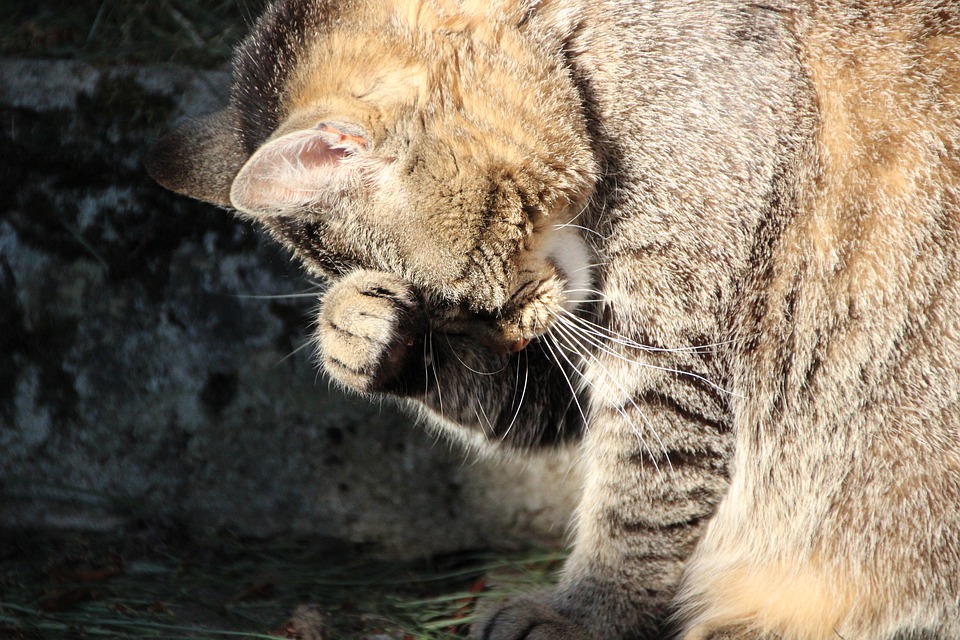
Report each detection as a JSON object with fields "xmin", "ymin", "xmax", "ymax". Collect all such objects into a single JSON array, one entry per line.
[{"xmin": 147, "ymin": 0, "xmax": 960, "ymax": 638}]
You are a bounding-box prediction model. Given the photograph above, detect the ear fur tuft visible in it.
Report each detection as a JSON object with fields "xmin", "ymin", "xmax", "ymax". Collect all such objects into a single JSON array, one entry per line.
[{"xmin": 145, "ymin": 108, "xmax": 248, "ymax": 207}]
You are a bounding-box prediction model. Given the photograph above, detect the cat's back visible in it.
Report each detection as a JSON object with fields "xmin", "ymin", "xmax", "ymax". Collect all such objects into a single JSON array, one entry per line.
[
  {"xmin": 799, "ymin": 0, "xmax": 960, "ymax": 220},
  {"xmin": 572, "ymin": 0, "xmax": 960, "ymax": 307},
  {"xmin": 766, "ymin": 0, "xmax": 960, "ymax": 361}
]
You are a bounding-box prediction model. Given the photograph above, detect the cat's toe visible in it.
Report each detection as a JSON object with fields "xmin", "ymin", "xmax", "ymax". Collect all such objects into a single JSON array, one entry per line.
[{"xmin": 472, "ymin": 597, "xmax": 589, "ymax": 640}]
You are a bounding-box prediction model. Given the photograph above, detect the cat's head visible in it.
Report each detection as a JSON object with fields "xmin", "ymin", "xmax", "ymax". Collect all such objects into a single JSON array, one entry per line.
[{"xmin": 148, "ymin": 0, "xmax": 598, "ymax": 349}]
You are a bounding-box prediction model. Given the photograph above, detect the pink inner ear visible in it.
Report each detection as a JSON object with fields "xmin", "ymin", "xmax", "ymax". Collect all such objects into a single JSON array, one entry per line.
[
  {"xmin": 296, "ymin": 124, "xmax": 369, "ymax": 168},
  {"xmin": 299, "ymin": 138, "xmax": 348, "ymax": 167},
  {"xmin": 231, "ymin": 122, "xmax": 372, "ymax": 216},
  {"xmin": 318, "ymin": 124, "xmax": 369, "ymax": 150}
]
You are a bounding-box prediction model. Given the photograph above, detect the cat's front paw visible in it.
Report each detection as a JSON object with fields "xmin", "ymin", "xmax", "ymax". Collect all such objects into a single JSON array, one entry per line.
[
  {"xmin": 472, "ymin": 596, "xmax": 590, "ymax": 640},
  {"xmin": 317, "ymin": 270, "xmax": 427, "ymax": 394}
]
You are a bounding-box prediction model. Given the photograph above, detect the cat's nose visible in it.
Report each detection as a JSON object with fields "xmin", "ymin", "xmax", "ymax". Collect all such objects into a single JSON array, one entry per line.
[{"xmin": 510, "ymin": 338, "xmax": 532, "ymax": 353}]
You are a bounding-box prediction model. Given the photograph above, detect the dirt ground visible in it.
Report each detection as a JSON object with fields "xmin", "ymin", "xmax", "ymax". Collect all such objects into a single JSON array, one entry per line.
[{"xmin": 0, "ymin": 525, "xmax": 563, "ymax": 640}]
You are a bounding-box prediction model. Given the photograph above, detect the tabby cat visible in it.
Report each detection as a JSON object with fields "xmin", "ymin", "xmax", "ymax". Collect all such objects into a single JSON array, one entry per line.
[{"xmin": 147, "ymin": 0, "xmax": 960, "ymax": 638}]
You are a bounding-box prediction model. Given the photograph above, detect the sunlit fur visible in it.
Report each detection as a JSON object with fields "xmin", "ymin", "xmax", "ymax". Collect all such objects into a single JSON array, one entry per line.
[{"xmin": 147, "ymin": 0, "xmax": 960, "ymax": 638}]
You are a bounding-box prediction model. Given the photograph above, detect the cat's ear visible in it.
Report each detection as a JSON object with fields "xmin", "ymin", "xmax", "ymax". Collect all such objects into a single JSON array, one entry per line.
[
  {"xmin": 229, "ymin": 123, "xmax": 370, "ymax": 217},
  {"xmin": 145, "ymin": 108, "xmax": 248, "ymax": 207}
]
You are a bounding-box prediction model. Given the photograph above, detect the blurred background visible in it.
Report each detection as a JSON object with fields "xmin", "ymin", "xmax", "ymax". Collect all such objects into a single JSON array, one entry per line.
[{"xmin": 0, "ymin": 2, "xmax": 579, "ymax": 637}]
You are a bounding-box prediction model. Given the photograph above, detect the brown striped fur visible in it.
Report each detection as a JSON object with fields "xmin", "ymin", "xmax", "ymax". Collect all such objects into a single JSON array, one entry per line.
[{"xmin": 147, "ymin": 0, "xmax": 960, "ymax": 638}]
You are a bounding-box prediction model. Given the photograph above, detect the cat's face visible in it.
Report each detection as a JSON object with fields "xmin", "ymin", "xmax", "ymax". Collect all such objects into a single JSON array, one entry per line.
[{"xmin": 150, "ymin": 0, "xmax": 598, "ymax": 349}]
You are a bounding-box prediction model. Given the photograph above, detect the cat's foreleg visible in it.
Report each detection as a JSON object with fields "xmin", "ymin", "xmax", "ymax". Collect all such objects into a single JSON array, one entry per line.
[
  {"xmin": 475, "ymin": 370, "xmax": 733, "ymax": 639},
  {"xmin": 320, "ymin": 269, "xmax": 731, "ymax": 638}
]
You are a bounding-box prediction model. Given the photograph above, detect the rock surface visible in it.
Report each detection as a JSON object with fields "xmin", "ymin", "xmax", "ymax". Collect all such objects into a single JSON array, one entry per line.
[{"xmin": 0, "ymin": 58, "xmax": 580, "ymax": 557}]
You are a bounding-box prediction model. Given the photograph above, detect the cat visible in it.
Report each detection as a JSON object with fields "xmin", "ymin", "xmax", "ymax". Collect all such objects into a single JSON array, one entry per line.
[{"xmin": 146, "ymin": 0, "xmax": 960, "ymax": 638}]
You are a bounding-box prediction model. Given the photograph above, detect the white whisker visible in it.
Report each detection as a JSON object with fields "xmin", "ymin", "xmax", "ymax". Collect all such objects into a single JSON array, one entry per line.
[
  {"xmin": 563, "ymin": 262, "xmax": 609, "ymax": 276},
  {"xmin": 548, "ymin": 319, "xmax": 670, "ymax": 472},
  {"xmin": 429, "ymin": 330, "xmax": 446, "ymax": 421},
  {"xmin": 553, "ymin": 221, "xmax": 609, "ymax": 240},
  {"xmin": 276, "ymin": 338, "xmax": 315, "ymax": 365},
  {"xmin": 476, "ymin": 401, "xmax": 494, "ymax": 435},
  {"xmin": 556, "ymin": 312, "xmax": 740, "ymax": 398},
  {"xmin": 423, "ymin": 329, "xmax": 433, "ymax": 398},
  {"xmin": 442, "ymin": 334, "xmax": 511, "ymax": 376},
  {"xmin": 560, "ymin": 308, "xmax": 737, "ymax": 357},
  {"xmin": 559, "ymin": 199, "xmax": 591, "ymax": 227},
  {"xmin": 501, "ymin": 348, "xmax": 531, "ymax": 441},
  {"xmin": 537, "ymin": 337, "xmax": 592, "ymax": 437},
  {"xmin": 232, "ymin": 291, "xmax": 323, "ymax": 300}
]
